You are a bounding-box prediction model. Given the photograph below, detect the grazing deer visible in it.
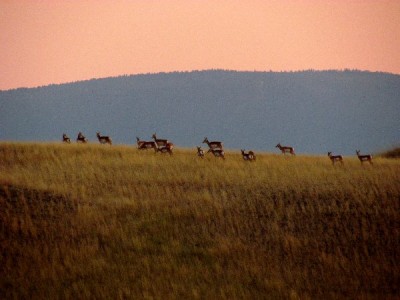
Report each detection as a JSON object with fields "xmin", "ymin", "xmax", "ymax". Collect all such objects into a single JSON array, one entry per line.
[
  {"xmin": 197, "ymin": 146, "xmax": 205, "ymax": 158},
  {"xmin": 209, "ymin": 148, "xmax": 225, "ymax": 160},
  {"xmin": 276, "ymin": 143, "xmax": 295, "ymax": 155},
  {"xmin": 241, "ymin": 149, "xmax": 256, "ymax": 161},
  {"xmin": 203, "ymin": 137, "xmax": 223, "ymax": 150},
  {"xmin": 356, "ymin": 150, "xmax": 373, "ymax": 165},
  {"xmin": 96, "ymin": 132, "xmax": 112, "ymax": 145},
  {"xmin": 136, "ymin": 137, "xmax": 157, "ymax": 152},
  {"xmin": 76, "ymin": 132, "xmax": 88, "ymax": 143},
  {"xmin": 156, "ymin": 142, "xmax": 174, "ymax": 155},
  {"xmin": 62, "ymin": 133, "xmax": 71, "ymax": 144},
  {"xmin": 328, "ymin": 152, "xmax": 344, "ymax": 165},
  {"xmin": 152, "ymin": 133, "xmax": 169, "ymax": 147}
]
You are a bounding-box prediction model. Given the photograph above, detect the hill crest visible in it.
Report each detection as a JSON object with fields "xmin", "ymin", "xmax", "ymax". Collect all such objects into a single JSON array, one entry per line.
[{"xmin": 1, "ymin": 70, "xmax": 399, "ymax": 154}]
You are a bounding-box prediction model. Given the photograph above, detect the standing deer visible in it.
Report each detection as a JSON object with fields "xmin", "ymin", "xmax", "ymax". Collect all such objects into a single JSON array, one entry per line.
[
  {"xmin": 328, "ymin": 152, "xmax": 344, "ymax": 165},
  {"xmin": 152, "ymin": 133, "xmax": 169, "ymax": 147},
  {"xmin": 76, "ymin": 132, "xmax": 88, "ymax": 143},
  {"xmin": 62, "ymin": 133, "xmax": 71, "ymax": 144},
  {"xmin": 197, "ymin": 146, "xmax": 205, "ymax": 158},
  {"xmin": 356, "ymin": 150, "xmax": 373, "ymax": 165},
  {"xmin": 241, "ymin": 149, "xmax": 256, "ymax": 161},
  {"xmin": 276, "ymin": 143, "xmax": 295, "ymax": 155},
  {"xmin": 136, "ymin": 137, "xmax": 157, "ymax": 152},
  {"xmin": 97, "ymin": 132, "xmax": 112, "ymax": 145},
  {"xmin": 203, "ymin": 137, "xmax": 223, "ymax": 150},
  {"xmin": 210, "ymin": 148, "xmax": 225, "ymax": 160}
]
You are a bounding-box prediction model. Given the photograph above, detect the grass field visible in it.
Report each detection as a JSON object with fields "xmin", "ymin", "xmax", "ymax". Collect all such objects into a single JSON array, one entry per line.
[{"xmin": 1, "ymin": 142, "xmax": 399, "ymax": 299}]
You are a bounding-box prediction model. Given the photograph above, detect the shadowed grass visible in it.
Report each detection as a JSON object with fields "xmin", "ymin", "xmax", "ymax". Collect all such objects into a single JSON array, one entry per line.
[
  {"xmin": 0, "ymin": 142, "xmax": 399, "ymax": 298},
  {"xmin": 380, "ymin": 147, "xmax": 400, "ymax": 159}
]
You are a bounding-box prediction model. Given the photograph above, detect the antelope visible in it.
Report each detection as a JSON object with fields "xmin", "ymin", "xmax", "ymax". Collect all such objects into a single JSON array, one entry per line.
[
  {"xmin": 203, "ymin": 137, "xmax": 223, "ymax": 150},
  {"xmin": 152, "ymin": 133, "xmax": 169, "ymax": 147},
  {"xmin": 62, "ymin": 133, "xmax": 71, "ymax": 144},
  {"xmin": 197, "ymin": 146, "xmax": 205, "ymax": 158},
  {"xmin": 241, "ymin": 149, "xmax": 256, "ymax": 161},
  {"xmin": 156, "ymin": 142, "xmax": 174, "ymax": 155},
  {"xmin": 96, "ymin": 132, "xmax": 112, "ymax": 145},
  {"xmin": 136, "ymin": 137, "xmax": 157, "ymax": 152},
  {"xmin": 328, "ymin": 152, "xmax": 344, "ymax": 165},
  {"xmin": 276, "ymin": 143, "xmax": 295, "ymax": 155},
  {"xmin": 76, "ymin": 132, "xmax": 88, "ymax": 143},
  {"xmin": 356, "ymin": 150, "xmax": 373, "ymax": 165},
  {"xmin": 209, "ymin": 148, "xmax": 225, "ymax": 160}
]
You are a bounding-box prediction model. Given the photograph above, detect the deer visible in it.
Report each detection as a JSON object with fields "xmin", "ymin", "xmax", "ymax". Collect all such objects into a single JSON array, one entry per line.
[
  {"xmin": 152, "ymin": 133, "xmax": 169, "ymax": 147},
  {"xmin": 209, "ymin": 148, "xmax": 225, "ymax": 160},
  {"xmin": 136, "ymin": 137, "xmax": 157, "ymax": 152},
  {"xmin": 96, "ymin": 132, "xmax": 112, "ymax": 145},
  {"xmin": 276, "ymin": 143, "xmax": 295, "ymax": 155},
  {"xmin": 62, "ymin": 133, "xmax": 71, "ymax": 144},
  {"xmin": 241, "ymin": 149, "xmax": 256, "ymax": 161},
  {"xmin": 196, "ymin": 146, "xmax": 205, "ymax": 158},
  {"xmin": 203, "ymin": 137, "xmax": 223, "ymax": 150},
  {"xmin": 328, "ymin": 152, "xmax": 344, "ymax": 165},
  {"xmin": 76, "ymin": 132, "xmax": 88, "ymax": 143},
  {"xmin": 156, "ymin": 142, "xmax": 174, "ymax": 155},
  {"xmin": 356, "ymin": 150, "xmax": 373, "ymax": 165}
]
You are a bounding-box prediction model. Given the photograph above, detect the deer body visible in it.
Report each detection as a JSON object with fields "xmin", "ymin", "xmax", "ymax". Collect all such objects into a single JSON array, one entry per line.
[
  {"xmin": 210, "ymin": 148, "xmax": 225, "ymax": 159},
  {"xmin": 97, "ymin": 132, "xmax": 112, "ymax": 145},
  {"xmin": 328, "ymin": 152, "xmax": 344, "ymax": 165},
  {"xmin": 197, "ymin": 146, "xmax": 205, "ymax": 158},
  {"xmin": 62, "ymin": 133, "xmax": 71, "ymax": 144},
  {"xmin": 203, "ymin": 137, "xmax": 223, "ymax": 150},
  {"xmin": 241, "ymin": 149, "xmax": 256, "ymax": 161},
  {"xmin": 152, "ymin": 133, "xmax": 169, "ymax": 147},
  {"xmin": 276, "ymin": 143, "xmax": 295, "ymax": 155},
  {"xmin": 76, "ymin": 132, "xmax": 88, "ymax": 143},
  {"xmin": 356, "ymin": 150, "xmax": 373, "ymax": 165},
  {"xmin": 157, "ymin": 142, "xmax": 174, "ymax": 155},
  {"xmin": 136, "ymin": 137, "xmax": 157, "ymax": 151}
]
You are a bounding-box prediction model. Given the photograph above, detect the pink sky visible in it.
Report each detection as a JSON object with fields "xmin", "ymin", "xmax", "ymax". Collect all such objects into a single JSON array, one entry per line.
[{"xmin": 1, "ymin": 0, "xmax": 399, "ymax": 90}]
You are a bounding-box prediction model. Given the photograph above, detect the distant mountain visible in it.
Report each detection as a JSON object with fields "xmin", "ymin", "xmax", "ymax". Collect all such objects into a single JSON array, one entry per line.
[{"xmin": 1, "ymin": 70, "xmax": 399, "ymax": 154}]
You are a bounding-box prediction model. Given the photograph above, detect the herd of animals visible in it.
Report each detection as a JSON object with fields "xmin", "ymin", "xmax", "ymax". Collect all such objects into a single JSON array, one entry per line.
[{"xmin": 62, "ymin": 132, "xmax": 373, "ymax": 165}]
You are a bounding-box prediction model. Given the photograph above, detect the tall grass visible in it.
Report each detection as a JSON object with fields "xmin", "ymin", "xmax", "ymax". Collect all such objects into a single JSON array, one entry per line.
[{"xmin": 1, "ymin": 142, "xmax": 399, "ymax": 298}]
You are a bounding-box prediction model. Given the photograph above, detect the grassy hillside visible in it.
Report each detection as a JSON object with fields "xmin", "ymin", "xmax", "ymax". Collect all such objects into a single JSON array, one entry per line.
[{"xmin": 1, "ymin": 143, "xmax": 399, "ymax": 298}]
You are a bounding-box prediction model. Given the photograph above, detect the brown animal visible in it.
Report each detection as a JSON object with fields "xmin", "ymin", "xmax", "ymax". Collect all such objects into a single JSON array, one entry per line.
[
  {"xmin": 156, "ymin": 142, "xmax": 174, "ymax": 155},
  {"xmin": 203, "ymin": 137, "xmax": 223, "ymax": 150},
  {"xmin": 152, "ymin": 133, "xmax": 169, "ymax": 147},
  {"xmin": 76, "ymin": 132, "xmax": 88, "ymax": 143},
  {"xmin": 276, "ymin": 143, "xmax": 295, "ymax": 155},
  {"xmin": 197, "ymin": 146, "xmax": 205, "ymax": 158},
  {"xmin": 356, "ymin": 150, "xmax": 373, "ymax": 165},
  {"xmin": 209, "ymin": 148, "xmax": 225, "ymax": 160},
  {"xmin": 97, "ymin": 132, "xmax": 112, "ymax": 145},
  {"xmin": 62, "ymin": 133, "xmax": 71, "ymax": 144},
  {"xmin": 241, "ymin": 149, "xmax": 256, "ymax": 161},
  {"xmin": 136, "ymin": 137, "xmax": 157, "ymax": 152},
  {"xmin": 328, "ymin": 152, "xmax": 344, "ymax": 165}
]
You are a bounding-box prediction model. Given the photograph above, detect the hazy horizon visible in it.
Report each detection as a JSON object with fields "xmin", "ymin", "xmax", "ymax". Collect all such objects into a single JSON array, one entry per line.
[
  {"xmin": 2, "ymin": 68, "xmax": 397, "ymax": 92},
  {"xmin": 1, "ymin": 70, "xmax": 399, "ymax": 155}
]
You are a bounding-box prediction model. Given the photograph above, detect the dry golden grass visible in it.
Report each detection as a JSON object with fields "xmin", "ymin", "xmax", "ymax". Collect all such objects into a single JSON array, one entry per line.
[{"xmin": 1, "ymin": 142, "xmax": 399, "ymax": 299}]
